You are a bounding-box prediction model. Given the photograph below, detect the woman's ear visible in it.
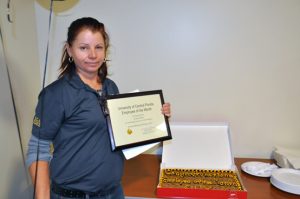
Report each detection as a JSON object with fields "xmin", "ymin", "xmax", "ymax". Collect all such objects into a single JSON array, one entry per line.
[{"xmin": 66, "ymin": 43, "xmax": 72, "ymax": 57}]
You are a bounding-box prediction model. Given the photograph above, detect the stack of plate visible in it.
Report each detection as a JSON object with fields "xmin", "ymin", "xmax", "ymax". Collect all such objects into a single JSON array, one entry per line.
[
  {"xmin": 270, "ymin": 168, "xmax": 300, "ymax": 195},
  {"xmin": 241, "ymin": 161, "xmax": 300, "ymax": 195}
]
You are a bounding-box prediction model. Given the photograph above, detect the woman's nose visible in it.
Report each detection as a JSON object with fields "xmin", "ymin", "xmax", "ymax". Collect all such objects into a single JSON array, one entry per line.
[{"xmin": 89, "ymin": 49, "xmax": 96, "ymax": 58}]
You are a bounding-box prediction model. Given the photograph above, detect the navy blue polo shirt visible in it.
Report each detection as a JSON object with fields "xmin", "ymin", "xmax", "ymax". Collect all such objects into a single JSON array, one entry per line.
[{"xmin": 32, "ymin": 70, "xmax": 124, "ymax": 192}]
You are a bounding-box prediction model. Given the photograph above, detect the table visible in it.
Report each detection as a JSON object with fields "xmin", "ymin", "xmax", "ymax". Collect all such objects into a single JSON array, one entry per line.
[{"xmin": 122, "ymin": 154, "xmax": 299, "ymax": 199}]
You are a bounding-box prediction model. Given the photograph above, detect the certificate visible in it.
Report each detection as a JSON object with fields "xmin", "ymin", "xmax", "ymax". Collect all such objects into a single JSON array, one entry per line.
[{"xmin": 105, "ymin": 90, "xmax": 172, "ymax": 151}]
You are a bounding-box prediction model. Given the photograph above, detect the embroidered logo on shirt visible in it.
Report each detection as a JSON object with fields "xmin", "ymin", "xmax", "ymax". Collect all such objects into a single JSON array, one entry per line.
[{"xmin": 33, "ymin": 116, "xmax": 40, "ymax": 127}]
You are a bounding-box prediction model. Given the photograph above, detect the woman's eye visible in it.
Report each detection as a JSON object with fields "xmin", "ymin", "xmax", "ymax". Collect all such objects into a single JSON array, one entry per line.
[
  {"xmin": 96, "ymin": 46, "xmax": 104, "ymax": 50},
  {"xmin": 79, "ymin": 46, "xmax": 87, "ymax": 50}
]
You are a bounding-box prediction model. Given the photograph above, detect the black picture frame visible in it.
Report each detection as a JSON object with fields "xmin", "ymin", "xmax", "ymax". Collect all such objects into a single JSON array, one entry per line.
[{"xmin": 105, "ymin": 90, "xmax": 172, "ymax": 151}]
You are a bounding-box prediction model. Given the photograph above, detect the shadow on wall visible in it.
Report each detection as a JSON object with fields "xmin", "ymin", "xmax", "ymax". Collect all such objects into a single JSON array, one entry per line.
[{"xmin": 6, "ymin": 158, "xmax": 32, "ymax": 199}]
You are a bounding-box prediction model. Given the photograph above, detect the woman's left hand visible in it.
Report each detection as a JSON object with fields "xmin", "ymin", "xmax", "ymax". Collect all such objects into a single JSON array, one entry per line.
[{"xmin": 161, "ymin": 103, "xmax": 171, "ymax": 118}]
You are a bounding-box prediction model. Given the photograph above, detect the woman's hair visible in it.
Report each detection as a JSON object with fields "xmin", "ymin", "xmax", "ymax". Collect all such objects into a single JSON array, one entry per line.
[{"xmin": 58, "ymin": 17, "xmax": 110, "ymax": 82}]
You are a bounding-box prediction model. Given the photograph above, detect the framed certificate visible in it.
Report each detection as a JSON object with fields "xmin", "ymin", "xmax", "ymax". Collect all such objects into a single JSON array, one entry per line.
[{"xmin": 104, "ymin": 90, "xmax": 172, "ymax": 151}]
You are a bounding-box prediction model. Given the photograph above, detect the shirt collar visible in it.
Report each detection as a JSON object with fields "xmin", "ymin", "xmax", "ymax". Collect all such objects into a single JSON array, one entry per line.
[{"xmin": 64, "ymin": 68, "xmax": 85, "ymax": 90}]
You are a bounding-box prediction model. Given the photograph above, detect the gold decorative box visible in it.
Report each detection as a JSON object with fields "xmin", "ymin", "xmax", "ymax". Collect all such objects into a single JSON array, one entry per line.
[{"xmin": 156, "ymin": 123, "xmax": 247, "ymax": 199}]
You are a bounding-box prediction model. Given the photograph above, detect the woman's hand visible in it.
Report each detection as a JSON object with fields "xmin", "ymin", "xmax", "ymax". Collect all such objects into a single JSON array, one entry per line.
[{"xmin": 161, "ymin": 103, "xmax": 171, "ymax": 118}]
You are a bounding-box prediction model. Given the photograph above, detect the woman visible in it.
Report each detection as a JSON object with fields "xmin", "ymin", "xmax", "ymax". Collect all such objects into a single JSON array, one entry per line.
[{"xmin": 26, "ymin": 17, "xmax": 171, "ymax": 199}]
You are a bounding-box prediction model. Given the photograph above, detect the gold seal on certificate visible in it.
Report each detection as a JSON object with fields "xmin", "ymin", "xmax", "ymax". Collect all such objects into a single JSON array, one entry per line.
[{"xmin": 105, "ymin": 90, "xmax": 172, "ymax": 151}]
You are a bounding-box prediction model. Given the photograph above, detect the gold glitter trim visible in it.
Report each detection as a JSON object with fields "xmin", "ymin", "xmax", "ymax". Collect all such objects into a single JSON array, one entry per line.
[{"xmin": 159, "ymin": 168, "xmax": 243, "ymax": 191}]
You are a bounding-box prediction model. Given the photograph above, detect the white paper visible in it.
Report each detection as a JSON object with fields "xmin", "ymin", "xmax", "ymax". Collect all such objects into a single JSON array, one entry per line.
[{"xmin": 122, "ymin": 142, "xmax": 160, "ymax": 160}]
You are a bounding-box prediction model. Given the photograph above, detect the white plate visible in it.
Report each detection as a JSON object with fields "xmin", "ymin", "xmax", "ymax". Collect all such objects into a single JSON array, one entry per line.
[
  {"xmin": 270, "ymin": 168, "xmax": 300, "ymax": 195},
  {"xmin": 241, "ymin": 161, "xmax": 278, "ymax": 177}
]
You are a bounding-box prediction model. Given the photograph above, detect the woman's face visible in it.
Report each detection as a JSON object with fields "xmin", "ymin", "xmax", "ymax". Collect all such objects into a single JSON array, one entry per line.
[{"xmin": 67, "ymin": 28, "xmax": 106, "ymax": 76}]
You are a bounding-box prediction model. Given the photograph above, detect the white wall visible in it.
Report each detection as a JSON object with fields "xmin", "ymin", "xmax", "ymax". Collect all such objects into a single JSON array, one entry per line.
[
  {"xmin": 0, "ymin": 0, "xmax": 41, "ymax": 155},
  {"xmin": 35, "ymin": 0, "xmax": 300, "ymax": 158},
  {"xmin": 0, "ymin": 0, "xmax": 40, "ymax": 198},
  {"xmin": 0, "ymin": 23, "xmax": 31, "ymax": 199}
]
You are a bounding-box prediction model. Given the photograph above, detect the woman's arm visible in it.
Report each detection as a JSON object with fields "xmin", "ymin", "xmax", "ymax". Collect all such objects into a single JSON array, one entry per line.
[
  {"xmin": 29, "ymin": 161, "xmax": 50, "ymax": 199},
  {"xmin": 26, "ymin": 135, "xmax": 52, "ymax": 199}
]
